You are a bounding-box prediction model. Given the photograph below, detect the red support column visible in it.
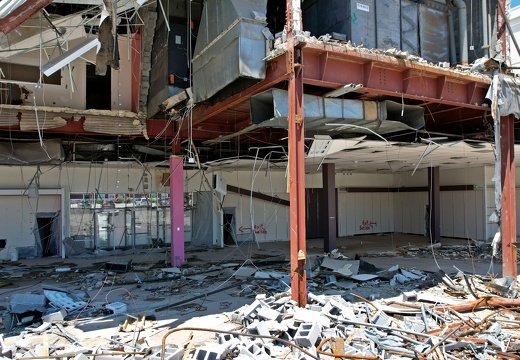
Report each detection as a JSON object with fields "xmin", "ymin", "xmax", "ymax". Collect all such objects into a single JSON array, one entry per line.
[
  {"xmin": 287, "ymin": 0, "xmax": 307, "ymax": 307},
  {"xmin": 170, "ymin": 156, "xmax": 185, "ymax": 266},
  {"xmin": 500, "ymin": 115, "xmax": 517, "ymax": 278},
  {"xmin": 498, "ymin": 0, "xmax": 517, "ymax": 278}
]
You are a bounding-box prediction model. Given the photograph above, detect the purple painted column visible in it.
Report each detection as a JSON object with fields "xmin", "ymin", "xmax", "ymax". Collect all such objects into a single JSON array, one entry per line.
[{"xmin": 170, "ymin": 155, "xmax": 184, "ymax": 266}]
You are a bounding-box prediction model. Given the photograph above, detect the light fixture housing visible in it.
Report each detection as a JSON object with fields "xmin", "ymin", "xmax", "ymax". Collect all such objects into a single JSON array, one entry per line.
[{"xmin": 42, "ymin": 38, "xmax": 100, "ymax": 77}]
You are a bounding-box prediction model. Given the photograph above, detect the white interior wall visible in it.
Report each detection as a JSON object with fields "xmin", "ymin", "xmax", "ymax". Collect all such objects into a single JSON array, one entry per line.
[
  {"xmin": 7, "ymin": 51, "xmax": 87, "ymax": 109},
  {"xmin": 6, "ymin": 38, "xmax": 132, "ymax": 111},
  {"xmin": 393, "ymin": 192, "xmax": 428, "ymax": 235},
  {"xmin": 111, "ymin": 37, "xmax": 133, "ymax": 110},
  {"xmin": 483, "ymin": 166, "xmax": 520, "ymax": 240},
  {"xmin": 338, "ymin": 191, "xmax": 394, "ymax": 236},
  {"xmin": 0, "ymin": 193, "xmax": 61, "ymax": 260},
  {"xmin": 0, "ymin": 162, "xmax": 514, "ymax": 251}
]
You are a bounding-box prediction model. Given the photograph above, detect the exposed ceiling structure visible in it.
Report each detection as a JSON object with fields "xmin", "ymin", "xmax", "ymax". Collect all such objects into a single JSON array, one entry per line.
[
  {"xmin": 0, "ymin": 0, "xmax": 516, "ymax": 173},
  {"xmin": 203, "ymin": 138, "xmax": 505, "ymax": 175}
]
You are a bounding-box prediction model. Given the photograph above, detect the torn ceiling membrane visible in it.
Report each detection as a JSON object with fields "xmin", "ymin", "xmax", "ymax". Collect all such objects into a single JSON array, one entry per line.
[{"xmin": 203, "ymin": 139, "xmax": 515, "ymax": 175}]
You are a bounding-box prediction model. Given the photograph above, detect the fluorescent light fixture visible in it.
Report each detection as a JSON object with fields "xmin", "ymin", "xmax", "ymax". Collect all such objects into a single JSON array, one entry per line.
[
  {"xmin": 0, "ymin": 0, "xmax": 26, "ymax": 19},
  {"xmin": 42, "ymin": 38, "xmax": 100, "ymax": 76},
  {"xmin": 324, "ymin": 83, "xmax": 363, "ymax": 98},
  {"xmin": 0, "ymin": 79, "xmax": 38, "ymax": 86}
]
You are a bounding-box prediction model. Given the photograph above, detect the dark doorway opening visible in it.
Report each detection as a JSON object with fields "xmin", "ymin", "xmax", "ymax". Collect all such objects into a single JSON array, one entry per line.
[
  {"xmin": 223, "ymin": 210, "xmax": 235, "ymax": 245},
  {"xmin": 86, "ymin": 63, "xmax": 111, "ymax": 110},
  {"xmin": 35, "ymin": 212, "xmax": 60, "ymax": 257},
  {"xmin": 37, "ymin": 217, "xmax": 55, "ymax": 256}
]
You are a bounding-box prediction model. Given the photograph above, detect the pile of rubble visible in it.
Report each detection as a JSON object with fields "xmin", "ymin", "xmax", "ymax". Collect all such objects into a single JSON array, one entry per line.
[
  {"xmin": 360, "ymin": 242, "xmax": 494, "ymax": 262},
  {"xmin": 1, "ymin": 249, "xmax": 520, "ymax": 359}
]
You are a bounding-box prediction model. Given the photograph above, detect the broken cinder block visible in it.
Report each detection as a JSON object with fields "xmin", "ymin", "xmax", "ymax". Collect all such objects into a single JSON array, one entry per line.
[
  {"xmin": 294, "ymin": 322, "xmax": 321, "ymax": 348},
  {"xmin": 149, "ymin": 346, "xmax": 184, "ymax": 360}
]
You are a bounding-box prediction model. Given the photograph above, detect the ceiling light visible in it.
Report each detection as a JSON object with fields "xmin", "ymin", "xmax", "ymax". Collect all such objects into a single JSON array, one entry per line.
[{"xmin": 42, "ymin": 38, "xmax": 100, "ymax": 76}]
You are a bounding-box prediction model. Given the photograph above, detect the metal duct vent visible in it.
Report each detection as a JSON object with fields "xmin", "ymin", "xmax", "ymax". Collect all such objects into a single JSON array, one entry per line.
[
  {"xmin": 192, "ymin": 0, "xmax": 268, "ymax": 103},
  {"xmin": 0, "ymin": 138, "xmax": 64, "ymax": 165},
  {"xmin": 250, "ymin": 89, "xmax": 424, "ymax": 136}
]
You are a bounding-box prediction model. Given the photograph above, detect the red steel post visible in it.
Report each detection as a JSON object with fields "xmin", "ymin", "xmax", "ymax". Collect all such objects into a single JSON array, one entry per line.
[{"xmin": 286, "ymin": 0, "xmax": 307, "ymax": 307}]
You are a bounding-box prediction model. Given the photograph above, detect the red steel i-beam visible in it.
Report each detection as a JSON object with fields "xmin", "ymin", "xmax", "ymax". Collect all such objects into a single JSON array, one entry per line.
[
  {"xmin": 287, "ymin": 0, "xmax": 307, "ymax": 307},
  {"xmin": 501, "ymin": 115, "xmax": 517, "ymax": 278},
  {"xmin": 498, "ymin": 0, "xmax": 517, "ymax": 278}
]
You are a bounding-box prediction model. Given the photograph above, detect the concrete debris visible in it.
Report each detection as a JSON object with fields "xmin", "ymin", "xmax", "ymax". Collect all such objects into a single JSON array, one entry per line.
[{"xmin": 3, "ymin": 244, "xmax": 520, "ymax": 359}]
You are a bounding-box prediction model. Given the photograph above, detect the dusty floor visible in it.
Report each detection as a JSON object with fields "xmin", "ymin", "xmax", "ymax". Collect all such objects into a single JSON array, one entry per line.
[{"xmin": 0, "ymin": 233, "xmax": 511, "ymax": 357}]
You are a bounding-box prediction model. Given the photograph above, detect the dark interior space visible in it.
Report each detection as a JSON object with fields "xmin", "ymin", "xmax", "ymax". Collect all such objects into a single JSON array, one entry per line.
[
  {"xmin": 37, "ymin": 217, "xmax": 55, "ymax": 257},
  {"xmin": 86, "ymin": 63, "xmax": 111, "ymax": 110}
]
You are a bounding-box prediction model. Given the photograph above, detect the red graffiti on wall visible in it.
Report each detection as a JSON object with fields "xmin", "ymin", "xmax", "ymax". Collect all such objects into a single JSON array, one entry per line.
[
  {"xmin": 239, "ymin": 224, "xmax": 268, "ymax": 234},
  {"xmin": 254, "ymin": 224, "xmax": 267, "ymax": 234},
  {"xmin": 359, "ymin": 220, "xmax": 377, "ymax": 230}
]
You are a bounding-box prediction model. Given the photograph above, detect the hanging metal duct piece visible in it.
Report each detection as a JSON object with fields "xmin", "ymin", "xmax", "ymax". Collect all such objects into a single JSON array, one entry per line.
[
  {"xmin": 192, "ymin": 0, "xmax": 268, "ymax": 103},
  {"xmin": 0, "ymin": 138, "xmax": 64, "ymax": 165},
  {"xmin": 250, "ymin": 89, "xmax": 424, "ymax": 135}
]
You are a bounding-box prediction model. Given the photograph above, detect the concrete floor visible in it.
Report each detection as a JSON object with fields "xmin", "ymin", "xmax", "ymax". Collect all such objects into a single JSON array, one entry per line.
[
  {"xmin": 7, "ymin": 233, "xmax": 500, "ymax": 276},
  {"xmin": 0, "ymin": 233, "xmax": 509, "ymax": 350}
]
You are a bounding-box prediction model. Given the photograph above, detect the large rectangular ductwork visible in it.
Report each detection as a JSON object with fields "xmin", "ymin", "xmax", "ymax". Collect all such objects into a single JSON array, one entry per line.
[
  {"xmin": 250, "ymin": 89, "xmax": 424, "ymax": 136},
  {"xmin": 192, "ymin": 0, "xmax": 268, "ymax": 103}
]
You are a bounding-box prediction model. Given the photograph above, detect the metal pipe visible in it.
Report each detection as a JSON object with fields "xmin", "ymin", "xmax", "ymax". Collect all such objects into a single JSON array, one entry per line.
[
  {"xmin": 453, "ymin": 0, "xmax": 468, "ymax": 64},
  {"xmin": 482, "ymin": 0, "xmax": 489, "ymax": 56},
  {"xmin": 448, "ymin": 10, "xmax": 457, "ymax": 64}
]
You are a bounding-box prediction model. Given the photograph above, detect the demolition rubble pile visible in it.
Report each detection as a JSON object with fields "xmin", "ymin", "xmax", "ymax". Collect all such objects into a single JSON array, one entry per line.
[{"xmin": 1, "ymin": 252, "xmax": 520, "ymax": 359}]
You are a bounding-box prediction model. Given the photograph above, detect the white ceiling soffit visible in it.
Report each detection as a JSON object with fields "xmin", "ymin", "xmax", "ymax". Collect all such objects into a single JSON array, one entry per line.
[
  {"xmin": 304, "ymin": 139, "xmax": 502, "ymax": 174},
  {"xmin": 203, "ymin": 140, "xmax": 510, "ymax": 174}
]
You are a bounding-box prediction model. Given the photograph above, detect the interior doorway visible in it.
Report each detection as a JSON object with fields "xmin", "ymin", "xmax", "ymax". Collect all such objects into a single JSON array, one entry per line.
[
  {"xmin": 35, "ymin": 212, "xmax": 61, "ymax": 257},
  {"xmin": 223, "ymin": 208, "xmax": 236, "ymax": 245}
]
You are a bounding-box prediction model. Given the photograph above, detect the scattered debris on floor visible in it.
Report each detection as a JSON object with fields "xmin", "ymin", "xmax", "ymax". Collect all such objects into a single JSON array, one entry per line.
[{"xmin": 1, "ymin": 245, "xmax": 519, "ymax": 359}]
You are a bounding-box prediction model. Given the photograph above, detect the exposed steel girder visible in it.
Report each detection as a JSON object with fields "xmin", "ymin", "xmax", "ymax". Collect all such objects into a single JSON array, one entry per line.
[
  {"xmin": 501, "ymin": 115, "xmax": 517, "ymax": 278},
  {"xmin": 300, "ymin": 43, "xmax": 490, "ymax": 110},
  {"xmin": 498, "ymin": 0, "xmax": 516, "ymax": 279},
  {"xmin": 287, "ymin": 0, "xmax": 307, "ymax": 308},
  {"xmin": 187, "ymin": 54, "xmax": 290, "ymax": 130},
  {"xmin": 0, "ymin": 0, "xmax": 53, "ymax": 34}
]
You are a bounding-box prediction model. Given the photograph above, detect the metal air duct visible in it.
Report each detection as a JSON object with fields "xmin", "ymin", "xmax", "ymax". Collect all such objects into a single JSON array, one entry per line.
[
  {"xmin": 192, "ymin": 0, "xmax": 268, "ymax": 103},
  {"xmin": 250, "ymin": 89, "xmax": 425, "ymax": 136}
]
